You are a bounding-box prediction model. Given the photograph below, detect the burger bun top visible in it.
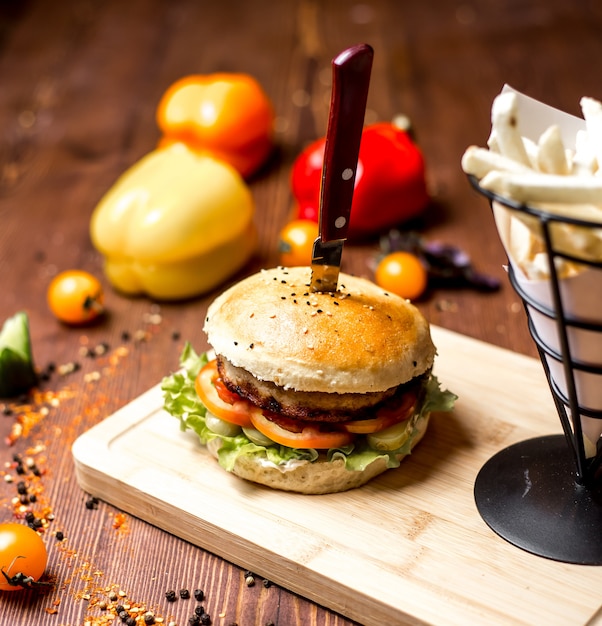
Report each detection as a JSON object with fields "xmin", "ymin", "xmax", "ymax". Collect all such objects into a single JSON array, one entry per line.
[{"xmin": 204, "ymin": 266, "xmax": 435, "ymax": 394}]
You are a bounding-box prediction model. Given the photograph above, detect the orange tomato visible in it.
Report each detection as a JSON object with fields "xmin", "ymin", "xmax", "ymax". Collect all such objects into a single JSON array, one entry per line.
[
  {"xmin": 249, "ymin": 410, "xmax": 353, "ymax": 449},
  {"xmin": 278, "ymin": 219, "xmax": 318, "ymax": 267},
  {"xmin": 0, "ymin": 523, "xmax": 47, "ymax": 591},
  {"xmin": 375, "ymin": 251, "xmax": 428, "ymax": 300},
  {"xmin": 47, "ymin": 270, "xmax": 104, "ymax": 325},
  {"xmin": 156, "ymin": 73, "xmax": 274, "ymax": 178},
  {"xmin": 195, "ymin": 360, "xmax": 253, "ymax": 428}
]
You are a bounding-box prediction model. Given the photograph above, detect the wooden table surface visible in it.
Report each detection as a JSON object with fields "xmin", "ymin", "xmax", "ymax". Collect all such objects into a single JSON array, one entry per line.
[{"xmin": 1, "ymin": 1, "xmax": 601, "ymax": 625}]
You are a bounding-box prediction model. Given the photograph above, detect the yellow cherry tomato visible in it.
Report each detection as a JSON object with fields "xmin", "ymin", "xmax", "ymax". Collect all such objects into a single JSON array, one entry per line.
[
  {"xmin": 375, "ymin": 251, "xmax": 427, "ymax": 300},
  {"xmin": 278, "ymin": 220, "xmax": 318, "ymax": 267},
  {"xmin": 0, "ymin": 523, "xmax": 47, "ymax": 591},
  {"xmin": 47, "ymin": 270, "xmax": 104, "ymax": 325}
]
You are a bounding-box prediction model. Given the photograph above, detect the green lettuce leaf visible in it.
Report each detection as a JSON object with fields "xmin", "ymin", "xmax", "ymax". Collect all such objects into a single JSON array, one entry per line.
[
  {"xmin": 161, "ymin": 345, "xmax": 457, "ymax": 474},
  {"xmin": 423, "ymin": 375, "xmax": 458, "ymax": 414}
]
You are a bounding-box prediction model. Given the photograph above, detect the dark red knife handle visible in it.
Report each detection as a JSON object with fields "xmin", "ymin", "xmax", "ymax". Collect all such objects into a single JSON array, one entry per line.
[{"xmin": 319, "ymin": 43, "xmax": 373, "ymax": 243}]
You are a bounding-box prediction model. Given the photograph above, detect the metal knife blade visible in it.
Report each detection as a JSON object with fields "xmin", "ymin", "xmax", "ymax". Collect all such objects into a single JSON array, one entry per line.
[{"xmin": 309, "ymin": 43, "xmax": 373, "ymax": 293}]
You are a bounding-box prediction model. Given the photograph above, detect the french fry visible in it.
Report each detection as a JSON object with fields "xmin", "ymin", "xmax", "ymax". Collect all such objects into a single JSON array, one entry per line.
[
  {"xmin": 508, "ymin": 211, "xmax": 544, "ymax": 268},
  {"xmin": 491, "ymin": 92, "xmax": 531, "ymax": 166},
  {"xmin": 462, "ymin": 91, "xmax": 602, "ymax": 267},
  {"xmin": 536, "ymin": 125, "xmax": 570, "ymax": 175},
  {"xmin": 571, "ymin": 129, "xmax": 598, "ymax": 176},
  {"xmin": 480, "ymin": 170, "xmax": 602, "ymax": 209},
  {"xmin": 548, "ymin": 220, "xmax": 602, "ymax": 261},
  {"xmin": 580, "ymin": 97, "xmax": 602, "ymax": 171},
  {"xmin": 522, "ymin": 135, "xmax": 541, "ymax": 170},
  {"xmin": 486, "ymin": 129, "xmax": 499, "ymax": 152},
  {"xmin": 495, "ymin": 200, "xmax": 602, "ymax": 271},
  {"xmin": 461, "ymin": 146, "xmax": 532, "ymax": 179}
]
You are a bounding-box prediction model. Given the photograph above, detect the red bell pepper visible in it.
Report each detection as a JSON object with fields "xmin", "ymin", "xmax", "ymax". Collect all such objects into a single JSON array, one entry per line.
[{"xmin": 291, "ymin": 122, "xmax": 429, "ymax": 238}]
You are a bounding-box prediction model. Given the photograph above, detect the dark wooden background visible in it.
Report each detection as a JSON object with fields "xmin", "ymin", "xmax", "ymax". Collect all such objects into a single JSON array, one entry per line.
[{"xmin": 1, "ymin": 1, "xmax": 601, "ymax": 624}]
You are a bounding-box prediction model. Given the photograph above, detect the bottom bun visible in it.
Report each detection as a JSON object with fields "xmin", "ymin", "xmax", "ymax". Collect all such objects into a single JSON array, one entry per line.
[{"xmin": 207, "ymin": 414, "xmax": 430, "ymax": 495}]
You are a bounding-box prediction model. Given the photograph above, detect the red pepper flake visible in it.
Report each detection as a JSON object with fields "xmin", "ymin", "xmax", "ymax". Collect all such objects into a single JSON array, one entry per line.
[
  {"xmin": 5, "ymin": 388, "xmax": 76, "ymax": 445},
  {"xmin": 112, "ymin": 512, "xmax": 129, "ymax": 534}
]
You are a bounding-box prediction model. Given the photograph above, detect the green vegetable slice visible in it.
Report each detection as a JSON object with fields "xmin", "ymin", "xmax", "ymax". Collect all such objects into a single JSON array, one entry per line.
[{"xmin": 0, "ymin": 311, "xmax": 37, "ymax": 398}]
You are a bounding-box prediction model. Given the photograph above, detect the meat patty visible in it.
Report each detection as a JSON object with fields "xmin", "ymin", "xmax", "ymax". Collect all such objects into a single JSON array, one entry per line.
[{"xmin": 216, "ymin": 355, "xmax": 423, "ymax": 422}]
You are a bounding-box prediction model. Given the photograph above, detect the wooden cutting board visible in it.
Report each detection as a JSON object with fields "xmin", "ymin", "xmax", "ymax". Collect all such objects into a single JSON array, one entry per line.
[{"xmin": 72, "ymin": 327, "xmax": 602, "ymax": 626}]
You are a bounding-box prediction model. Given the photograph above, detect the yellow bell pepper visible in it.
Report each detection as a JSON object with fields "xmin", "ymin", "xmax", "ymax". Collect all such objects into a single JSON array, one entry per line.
[{"xmin": 90, "ymin": 143, "xmax": 256, "ymax": 300}]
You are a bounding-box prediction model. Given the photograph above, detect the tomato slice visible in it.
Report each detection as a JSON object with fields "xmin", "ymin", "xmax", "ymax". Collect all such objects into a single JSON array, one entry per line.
[
  {"xmin": 249, "ymin": 409, "xmax": 353, "ymax": 449},
  {"xmin": 342, "ymin": 391, "xmax": 417, "ymax": 434},
  {"xmin": 195, "ymin": 360, "xmax": 253, "ymax": 428},
  {"xmin": 213, "ymin": 375, "xmax": 242, "ymax": 405}
]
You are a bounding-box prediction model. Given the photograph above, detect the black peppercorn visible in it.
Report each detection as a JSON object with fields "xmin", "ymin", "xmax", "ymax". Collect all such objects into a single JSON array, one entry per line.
[
  {"xmin": 85, "ymin": 496, "xmax": 99, "ymax": 510},
  {"xmin": 194, "ymin": 588, "xmax": 205, "ymax": 601},
  {"xmin": 165, "ymin": 590, "xmax": 177, "ymax": 602}
]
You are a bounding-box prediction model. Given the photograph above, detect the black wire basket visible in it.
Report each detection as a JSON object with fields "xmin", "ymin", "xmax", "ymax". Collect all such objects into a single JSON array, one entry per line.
[{"xmin": 468, "ymin": 175, "xmax": 602, "ymax": 565}]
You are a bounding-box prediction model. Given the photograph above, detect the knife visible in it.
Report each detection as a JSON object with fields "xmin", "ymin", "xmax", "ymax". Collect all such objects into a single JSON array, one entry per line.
[{"xmin": 309, "ymin": 43, "xmax": 373, "ymax": 293}]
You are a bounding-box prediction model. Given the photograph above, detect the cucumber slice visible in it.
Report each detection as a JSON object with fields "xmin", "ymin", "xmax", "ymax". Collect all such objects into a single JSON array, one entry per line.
[
  {"xmin": 242, "ymin": 426, "xmax": 275, "ymax": 447},
  {"xmin": 0, "ymin": 311, "xmax": 37, "ymax": 398},
  {"xmin": 366, "ymin": 419, "xmax": 411, "ymax": 451},
  {"xmin": 205, "ymin": 412, "xmax": 242, "ymax": 437}
]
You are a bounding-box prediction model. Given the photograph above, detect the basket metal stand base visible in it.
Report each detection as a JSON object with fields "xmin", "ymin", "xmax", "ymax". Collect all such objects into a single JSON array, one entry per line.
[{"xmin": 474, "ymin": 434, "xmax": 602, "ymax": 565}]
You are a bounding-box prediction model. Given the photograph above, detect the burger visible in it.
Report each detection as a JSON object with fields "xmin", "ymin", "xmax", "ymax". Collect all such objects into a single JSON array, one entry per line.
[{"xmin": 162, "ymin": 266, "xmax": 455, "ymax": 494}]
